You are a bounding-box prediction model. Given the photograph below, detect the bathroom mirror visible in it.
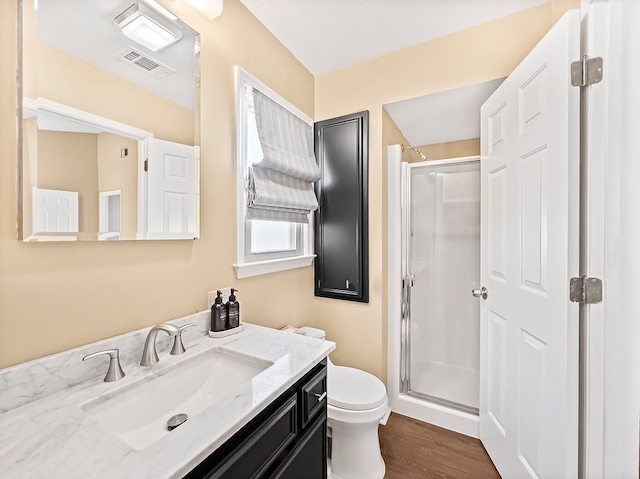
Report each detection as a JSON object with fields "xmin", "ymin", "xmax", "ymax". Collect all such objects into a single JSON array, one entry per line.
[{"xmin": 19, "ymin": 0, "xmax": 200, "ymax": 241}]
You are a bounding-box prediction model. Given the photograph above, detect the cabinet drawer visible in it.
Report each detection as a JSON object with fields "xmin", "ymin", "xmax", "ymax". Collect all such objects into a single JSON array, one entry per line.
[
  {"xmin": 212, "ymin": 395, "xmax": 298, "ymax": 479},
  {"xmin": 300, "ymin": 367, "xmax": 327, "ymax": 428}
]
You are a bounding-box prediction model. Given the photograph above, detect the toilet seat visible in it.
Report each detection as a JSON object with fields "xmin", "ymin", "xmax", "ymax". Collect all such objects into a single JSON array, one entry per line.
[{"xmin": 328, "ymin": 365, "xmax": 387, "ymax": 411}]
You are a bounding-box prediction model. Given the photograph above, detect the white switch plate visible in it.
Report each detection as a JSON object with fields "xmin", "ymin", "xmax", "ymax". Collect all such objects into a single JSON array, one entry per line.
[{"xmin": 208, "ymin": 288, "xmax": 232, "ymax": 309}]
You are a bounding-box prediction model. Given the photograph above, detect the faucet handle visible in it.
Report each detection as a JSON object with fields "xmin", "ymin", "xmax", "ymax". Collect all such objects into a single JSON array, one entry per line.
[
  {"xmin": 83, "ymin": 349, "xmax": 126, "ymax": 382},
  {"xmin": 170, "ymin": 323, "xmax": 196, "ymax": 356}
]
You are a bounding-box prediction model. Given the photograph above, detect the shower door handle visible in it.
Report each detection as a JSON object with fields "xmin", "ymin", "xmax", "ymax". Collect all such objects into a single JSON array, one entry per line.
[
  {"xmin": 472, "ymin": 287, "xmax": 488, "ymax": 300},
  {"xmin": 401, "ymin": 274, "xmax": 415, "ymax": 320}
]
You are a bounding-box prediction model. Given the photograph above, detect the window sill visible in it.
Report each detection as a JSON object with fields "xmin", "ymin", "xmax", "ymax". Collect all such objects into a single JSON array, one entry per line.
[{"xmin": 233, "ymin": 254, "xmax": 316, "ymax": 279}]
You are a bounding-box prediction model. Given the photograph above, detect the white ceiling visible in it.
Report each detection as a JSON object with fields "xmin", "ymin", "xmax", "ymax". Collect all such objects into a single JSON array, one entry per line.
[
  {"xmin": 239, "ymin": 0, "xmax": 549, "ymax": 76},
  {"xmin": 239, "ymin": 1, "xmax": 546, "ymax": 146},
  {"xmin": 384, "ymin": 78, "xmax": 504, "ymax": 146}
]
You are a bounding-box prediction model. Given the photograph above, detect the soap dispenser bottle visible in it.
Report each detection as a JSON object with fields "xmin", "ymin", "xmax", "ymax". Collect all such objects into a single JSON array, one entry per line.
[
  {"xmin": 227, "ymin": 288, "xmax": 240, "ymax": 329},
  {"xmin": 211, "ymin": 291, "xmax": 228, "ymax": 332}
]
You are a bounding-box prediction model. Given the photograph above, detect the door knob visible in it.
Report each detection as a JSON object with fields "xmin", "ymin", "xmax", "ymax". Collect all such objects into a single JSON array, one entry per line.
[{"xmin": 472, "ymin": 287, "xmax": 488, "ymax": 299}]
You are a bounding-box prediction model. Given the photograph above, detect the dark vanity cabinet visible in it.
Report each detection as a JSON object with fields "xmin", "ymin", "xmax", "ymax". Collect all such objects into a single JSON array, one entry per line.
[
  {"xmin": 183, "ymin": 360, "xmax": 327, "ymax": 479},
  {"xmin": 314, "ymin": 111, "xmax": 369, "ymax": 303}
]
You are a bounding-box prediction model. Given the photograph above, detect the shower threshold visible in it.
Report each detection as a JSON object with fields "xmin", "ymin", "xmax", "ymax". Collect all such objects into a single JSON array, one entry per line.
[{"xmin": 405, "ymin": 389, "xmax": 479, "ymax": 416}]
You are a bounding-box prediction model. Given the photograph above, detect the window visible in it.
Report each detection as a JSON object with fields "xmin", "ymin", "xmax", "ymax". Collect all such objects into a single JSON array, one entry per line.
[{"xmin": 234, "ymin": 67, "xmax": 315, "ymax": 279}]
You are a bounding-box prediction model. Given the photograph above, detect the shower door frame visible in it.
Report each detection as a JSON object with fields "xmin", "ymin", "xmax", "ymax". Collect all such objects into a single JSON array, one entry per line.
[{"xmin": 400, "ymin": 155, "xmax": 481, "ymax": 416}]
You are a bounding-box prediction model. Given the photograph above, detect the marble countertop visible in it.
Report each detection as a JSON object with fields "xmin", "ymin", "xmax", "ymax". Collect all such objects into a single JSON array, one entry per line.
[{"xmin": 0, "ymin": 318, "xmax": 334, "ymax": 478}]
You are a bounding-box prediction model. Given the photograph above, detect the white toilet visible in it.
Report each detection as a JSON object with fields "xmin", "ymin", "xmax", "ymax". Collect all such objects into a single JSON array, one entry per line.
[{"xmin": 298, "ymin": 327, "xmax": 389, "ymax": 479}]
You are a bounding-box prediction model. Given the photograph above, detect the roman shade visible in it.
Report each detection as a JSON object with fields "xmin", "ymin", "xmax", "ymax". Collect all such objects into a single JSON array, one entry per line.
[{"xmin": 247, "ymin": 89, "xmax": 320, "ymax": 223}]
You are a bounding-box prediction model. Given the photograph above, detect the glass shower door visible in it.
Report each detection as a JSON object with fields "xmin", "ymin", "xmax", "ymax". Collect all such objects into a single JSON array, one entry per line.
[{"xmin": 403, "ymin": 159, "xmax": 481, "ymax": 414}]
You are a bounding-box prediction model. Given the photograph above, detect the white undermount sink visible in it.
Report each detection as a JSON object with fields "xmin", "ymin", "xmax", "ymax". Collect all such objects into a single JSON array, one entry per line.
[{"xmin": 81, "ymin": 347, "xmax": 272, "ymax": 450}]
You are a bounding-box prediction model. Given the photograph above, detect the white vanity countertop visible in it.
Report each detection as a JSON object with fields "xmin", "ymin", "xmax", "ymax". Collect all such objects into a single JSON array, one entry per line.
[{"xmin": 0, "ymin": 322, "xmax": 334, "ymax": 478}]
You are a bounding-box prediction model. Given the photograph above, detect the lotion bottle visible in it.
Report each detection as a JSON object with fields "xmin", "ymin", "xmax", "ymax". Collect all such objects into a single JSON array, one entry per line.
[
  {"xmin": 211, "ymin": 291, "xmax": 227, "ymax": 332},
  {"xmin": 227, "ymin": 288, "xmax": 240, "ymax": 329}
]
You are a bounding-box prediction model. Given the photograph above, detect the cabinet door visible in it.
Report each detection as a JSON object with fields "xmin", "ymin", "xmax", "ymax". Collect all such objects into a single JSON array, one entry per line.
[
  {"xmin": 213, "ymin": 396, "xmax": 297, "ymax": 479},
  {"xmin": 314, "ymin": 111, "xmax": 369, "ymax": 303},
  {"xmin": 270, "ymin": 415, "xmax": 327, "ymax": 479},
  {"xmin": 185, "ymin": 395, "xmax": 298, "ymax": 479}
]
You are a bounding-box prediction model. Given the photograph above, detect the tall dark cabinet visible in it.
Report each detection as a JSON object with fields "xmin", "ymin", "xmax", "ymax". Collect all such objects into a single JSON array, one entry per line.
[{"xmin": 314, "ymin": 111, "xmax": 369, "ymax": 303}]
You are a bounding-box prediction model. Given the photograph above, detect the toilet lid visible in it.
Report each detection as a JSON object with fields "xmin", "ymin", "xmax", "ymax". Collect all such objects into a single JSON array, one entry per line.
[{"xmin": 328, "ymin": 365, "xmax": 387, "ymax": 411}]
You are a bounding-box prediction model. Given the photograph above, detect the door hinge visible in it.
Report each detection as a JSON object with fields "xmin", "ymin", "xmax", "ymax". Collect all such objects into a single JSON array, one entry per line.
[
  {"xmin": 569, "ymin": 276, "xmax": 603, "ymax": 304},
  {"xmin": 144, "ymin": 159, "xmax": 148, "ymax": 172},
  {"xmin": 571, "ymin": 55, "xmax": 603, "ymax": 87}
]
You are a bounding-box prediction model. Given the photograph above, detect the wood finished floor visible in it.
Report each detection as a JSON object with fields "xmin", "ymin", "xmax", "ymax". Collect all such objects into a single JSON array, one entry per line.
[{"xmin": 379, "ymin": 413, "xmax": 501, "ymax": 479}]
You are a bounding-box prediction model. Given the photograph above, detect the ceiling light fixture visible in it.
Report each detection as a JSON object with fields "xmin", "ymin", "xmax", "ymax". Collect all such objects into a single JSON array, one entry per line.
[
  {"xmin": 114, "ymin": 3, "xmax": 183, "ymax": 52},
  {"xmin": 184, "ymin": 0, "xmax": 223, "ymax": 21}
]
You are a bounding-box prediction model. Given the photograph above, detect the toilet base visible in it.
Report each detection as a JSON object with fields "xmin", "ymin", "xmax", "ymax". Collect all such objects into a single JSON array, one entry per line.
[
  {"xmin": 327, "ymin": 460, "xmax": 385, "ymax": 479},
  {"xmin": 327, "ymin": 415, "xmax": 386, "ymax": 479}
]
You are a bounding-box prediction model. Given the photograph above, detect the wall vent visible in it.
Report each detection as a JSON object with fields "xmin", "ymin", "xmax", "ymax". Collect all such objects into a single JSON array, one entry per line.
[{"xmin": 116, "ymin": 47, "xmax": 176, "ymax": 79}]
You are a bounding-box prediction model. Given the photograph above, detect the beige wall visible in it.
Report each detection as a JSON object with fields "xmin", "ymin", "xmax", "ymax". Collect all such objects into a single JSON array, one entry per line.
[
  {"xmin": 0, "ymin": 0, "xmax": 316, "ymax": 368},
  {"xmin": 97, "ymin": 133, "xmax": 139, "ymax": 238},
  {"xmin": 0, "ymin": 0, "xmax": 578, "ymax": 370},
  {"xmin": 314, "ymin": 1, "xmax": 577, "ymax": 380},
  {"xmin": 413, "ymin": 138, "xmax": 481, "ymax": 163},
  {"xmin": 37, "ymin": 131, "xmax": 99, "ymax": 232}
]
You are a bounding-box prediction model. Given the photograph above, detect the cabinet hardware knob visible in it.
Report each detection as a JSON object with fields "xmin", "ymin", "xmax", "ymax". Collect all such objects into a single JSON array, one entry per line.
[{"xmin": 313, "ymin": 392, "xmax": 327, "ymax": 402}]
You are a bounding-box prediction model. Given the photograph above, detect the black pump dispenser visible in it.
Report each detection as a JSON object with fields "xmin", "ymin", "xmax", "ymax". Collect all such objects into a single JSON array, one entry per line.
[
  {"xmin": 227, "ymin": 288, "xmax": 240, "ymax": 329},
  {"xmin": 211, "ymin": 291, "xmax": 227, "ymax": 332}
]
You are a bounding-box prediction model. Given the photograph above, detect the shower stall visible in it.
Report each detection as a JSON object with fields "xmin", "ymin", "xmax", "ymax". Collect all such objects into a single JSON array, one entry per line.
[{"xmin": 388, "ymin": 145, "xmax": 481, "ymax": 436}]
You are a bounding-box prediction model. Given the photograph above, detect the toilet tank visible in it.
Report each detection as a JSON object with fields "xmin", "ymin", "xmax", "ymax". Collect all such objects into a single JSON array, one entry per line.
[
  {"xmin": 297, "ymin": 326, "xmax": 325, "ymax": 340},
  {"xmin": 294, "ymin": 327, "xmax": 333, "ymax": 367},
  {"xmin": 280, "ymin": 325, "xmax": 326, "ymax": 340}
]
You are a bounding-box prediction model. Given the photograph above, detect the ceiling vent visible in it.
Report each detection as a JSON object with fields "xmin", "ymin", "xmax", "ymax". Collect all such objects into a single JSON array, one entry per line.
[{"xmin": 116, "ymin": 47, "xmax": 176, "ymax": 79}]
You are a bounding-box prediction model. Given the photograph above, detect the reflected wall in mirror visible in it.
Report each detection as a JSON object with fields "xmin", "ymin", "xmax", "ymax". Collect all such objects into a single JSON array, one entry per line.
[{"xmin": 20, "ymin": 0, "xmax": 201, "ymax": 241}]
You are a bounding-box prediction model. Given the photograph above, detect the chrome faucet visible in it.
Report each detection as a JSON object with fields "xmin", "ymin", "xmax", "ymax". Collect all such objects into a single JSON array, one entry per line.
[
  {"xmin": 83, "ymin": 349, "xmax": 126, "ymax": 382},
  {"xmin": 140, "ymin": 323, "xmax": 195, "ymax": 366}
]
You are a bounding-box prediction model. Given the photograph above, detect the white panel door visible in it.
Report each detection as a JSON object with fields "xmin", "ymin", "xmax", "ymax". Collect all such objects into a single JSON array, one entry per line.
[
  {"xmin": 146, "ymin": 138, "xmax": 196, "ymax": 239},
  {"xmin": 479, "ymin": 10, "xmax": 580, "ymax": 478},
  {"xmin": 33, "ymin": 187, "xmax": 79, "ymax": 233}
]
